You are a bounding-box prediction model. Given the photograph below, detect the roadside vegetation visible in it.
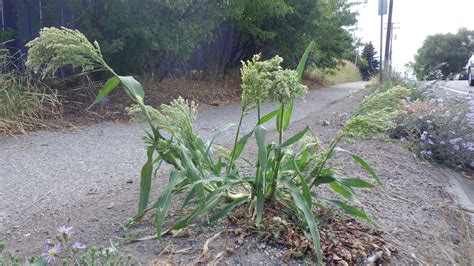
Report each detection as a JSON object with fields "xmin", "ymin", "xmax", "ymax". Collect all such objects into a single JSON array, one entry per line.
[
  {"xmin": 0, "ymin": 227, "xmax": 133, "ymax": 265},
  {"xmin": 341, "ymin": 75, "xmax": 474, "ymax": 172},
  {"xmin": 0, "ymin": 27, "xmax": 382, "ymax": 265}
]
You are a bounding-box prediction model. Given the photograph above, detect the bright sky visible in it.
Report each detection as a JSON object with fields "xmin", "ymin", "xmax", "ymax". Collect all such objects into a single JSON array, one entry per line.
[{"xmin": 352, "ymin": 0, "xmax": 473, "ymax": 72}]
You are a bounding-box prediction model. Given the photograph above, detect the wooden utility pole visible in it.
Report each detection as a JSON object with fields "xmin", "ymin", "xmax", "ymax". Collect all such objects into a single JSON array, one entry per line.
[{"xmin": 384, "ymin": 0, "xmax": 394, "ymax": 79}]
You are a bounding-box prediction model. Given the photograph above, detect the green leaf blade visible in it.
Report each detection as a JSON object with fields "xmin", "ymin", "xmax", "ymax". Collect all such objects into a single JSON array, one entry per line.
[
  {"xmin": 296, "ymin": 41, "xmax": 316, "ymax": 82},
  {"xmin": 138, "ymin": 147, "xmax": 155, "ymax": 215},
  {"xmin": 279, "ymin": 126, "xmax": 309, "ymax": 148},
  {"xmin": 281, "ymin": 176, "xmax": 323, "ymax": 265},
  {"xmin": 92, "ymin": 76, "xmax": 120, "ymax": 106}
]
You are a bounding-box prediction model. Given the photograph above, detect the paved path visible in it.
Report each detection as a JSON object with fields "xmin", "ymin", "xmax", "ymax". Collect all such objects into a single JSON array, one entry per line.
[
  {"xmin": 439, "ymin": 80, "xmax": 474, "ymax": 96},
  {"xmin": 0, "ymin": 82, "xmax": 364, "ymax": 228}
]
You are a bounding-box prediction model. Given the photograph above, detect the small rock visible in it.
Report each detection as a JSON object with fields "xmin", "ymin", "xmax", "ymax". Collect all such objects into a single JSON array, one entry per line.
[
  {"xmin": 320, "ymin": 120, "xmax": 330, "ymax": 126},
  {"xmin": 126, "ymin": 179, "xmax": 133, "ymax": 184},
  {"xmin": 106, "ymin": 203, "xmax": 114, "ymax": 209},
  {"xmin": 257, "ymin": 242, "xmax": 266, "ymax": 249}
]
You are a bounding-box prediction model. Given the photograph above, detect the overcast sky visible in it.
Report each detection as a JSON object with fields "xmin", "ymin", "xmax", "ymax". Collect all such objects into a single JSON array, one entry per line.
[{"xmin": 352, "ymin": 0, "xmax": 472, "ymax": 71}]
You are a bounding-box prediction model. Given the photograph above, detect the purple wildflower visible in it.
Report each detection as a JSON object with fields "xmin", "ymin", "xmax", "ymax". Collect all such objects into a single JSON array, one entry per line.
[
  {"xmin": 466, "ymin": 142, "xmax": 474, "ymax": 151},
  {"xmin": 435, "ymin": 98, "xmax": 444, "ymax": 106},
  {"xmin": 453, "ymin": 145, "xmax": 460, "ymax": 151},
  {"xmin": 420, "ymin": 131, "xmax": 428, "ymax": 141},
  {"xmin": 58, "ymin": 225, "xmax": 73, "ymax": 235},
  {"xmin": 71, "ymin": 242, "xmax": 87, "ymax": 250},
  {"xmin": 428, "ymin": 139, "xmax": 434, "ymax": 145},
  {"xmin": 43, "ymin": 243, "xmax": 61, "ymax": 263},
  {"xmin": 440, "ymin": 141, "xmax": 446, "ymax": 145},
  {"xmin": 450, "ymin": 138, "xmax": 462, "ymax": 145},
  {"xmin": 420, "ymin": 150, "xmax": 428, "ymax": 155},
  {"xmin": 470, "ymin": 162, "xmax": 474, "ymax": 169},
  {"xmin": 426, "ymin": 151, "xmax": 432, "ymax": 155},
  {"xmin": 103, "ymin": 240, "xmax": 118, "ymax": 255},
  {"xmin": 44, "ymin": 239, "xmax": 55, "ymax": 249}
]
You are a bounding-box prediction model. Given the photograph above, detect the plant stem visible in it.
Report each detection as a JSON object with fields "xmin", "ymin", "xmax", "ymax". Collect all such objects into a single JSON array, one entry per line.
[
  {"xmin": 257, "ymin": 101, "xmax": 261, "ymax": 123},
  {"xmin": 269, "ymin": 102, "xmax": 285, "ymax": 198},
  {"xmin": 226, "ymin": 108, "xmax": 245, "ymax": 176},
  {"xmin": 252, "ymin": 101, "xmax": 262, "ymax": 199}
]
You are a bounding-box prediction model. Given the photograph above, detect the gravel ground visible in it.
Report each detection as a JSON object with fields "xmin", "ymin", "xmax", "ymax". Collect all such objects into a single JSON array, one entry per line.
[{"xmin": 1, "ymin": 81, "xmax": 472, "ymax": 264}]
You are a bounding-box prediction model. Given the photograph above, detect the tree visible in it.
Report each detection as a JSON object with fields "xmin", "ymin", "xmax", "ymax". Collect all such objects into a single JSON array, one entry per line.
[
  {"xmin": 412, "ymin": 28, "xmax": 474, "ymax": 80},
  {"xmin": 260, "ymin": 0, "xmax": 357, "ymax": 69},
  {"xmin": 359, "ymin": 42, "xmax": 379, "ymax": 80},
  {"xmin": 37, "ymin": 0, "xmax": 358, "ymax": 76}
]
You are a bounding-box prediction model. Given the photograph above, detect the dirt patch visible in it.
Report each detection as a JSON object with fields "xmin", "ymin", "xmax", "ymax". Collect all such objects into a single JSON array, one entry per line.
[
  {"xmin": 1, "ymin": 88, "xmax": 471, "ymax": 264},
  {"xmin": 46, "ymin": 75, "xmax": 243, "ymax": 128}
]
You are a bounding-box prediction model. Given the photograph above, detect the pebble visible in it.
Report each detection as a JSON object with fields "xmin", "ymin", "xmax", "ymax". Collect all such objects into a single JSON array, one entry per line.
[
  {"xmin": 107, "ymin": 203, "xmax": 114, "ymax": 209},
  {"xmin": 320, "ymin": 120, "xmax": 330, "ymax": 126}
]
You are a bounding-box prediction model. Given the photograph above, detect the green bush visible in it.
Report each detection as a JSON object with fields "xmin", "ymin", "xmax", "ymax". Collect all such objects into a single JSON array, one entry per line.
[
  {"xmin": 27, "ymin": 28, "xmax": 384, "ymax": 264},
  {"xmin": 391, "ymin": 99, "xmax": 473, "ymax": 170},
  {"xmin": 39, "ymin": 0, "xmax": 356, "ymax": 75}
]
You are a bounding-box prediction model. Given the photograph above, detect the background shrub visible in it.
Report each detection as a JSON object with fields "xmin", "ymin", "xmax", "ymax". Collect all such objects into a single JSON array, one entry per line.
[
  {"xmin": 304, "ymin": 60, "xmax": 361, "ymax": 86},
  {"xmin": 0, "ymin": 47, "xmax": 61, "ymax": 135},
  {"xmin": 391, "ymin": 98, "xmax": 473, "ymax": 170}
]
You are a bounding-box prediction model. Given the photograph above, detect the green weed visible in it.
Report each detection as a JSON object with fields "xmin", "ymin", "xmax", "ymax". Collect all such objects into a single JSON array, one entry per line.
[{"xmin": 26, "ymin": 28, "xmax": 384, "ymax": 264}]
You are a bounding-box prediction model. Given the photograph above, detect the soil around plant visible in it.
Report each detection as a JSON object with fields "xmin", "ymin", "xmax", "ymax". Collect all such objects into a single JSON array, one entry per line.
[{"xmin": 1, "ymin": 82, "xmax": 472, "ymax": 265}]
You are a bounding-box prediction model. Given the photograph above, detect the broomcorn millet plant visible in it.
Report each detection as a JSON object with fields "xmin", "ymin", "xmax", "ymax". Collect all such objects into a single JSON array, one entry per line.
[{"xmin": 27, "ymin": 28, "xmax": 384, "ymax": 264}]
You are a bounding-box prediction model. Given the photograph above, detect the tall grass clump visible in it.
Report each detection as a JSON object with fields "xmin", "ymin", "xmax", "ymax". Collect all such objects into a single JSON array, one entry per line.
[
  {"xmin": 304, "ymin": 60, "xmax": 361, "ymax": 86},
  {"xmin": 0, "ymin": 47, "xmax": 61, "ymax": 135},
  {"xmin": 27, "ymin": 27, "xmax": 384, "ymax": 264}
]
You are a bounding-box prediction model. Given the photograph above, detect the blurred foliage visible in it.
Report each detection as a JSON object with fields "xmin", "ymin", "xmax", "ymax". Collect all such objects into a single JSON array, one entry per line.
[{"xmin": 411, "ymin": 28, "xmax": 474, "ymax": 80}]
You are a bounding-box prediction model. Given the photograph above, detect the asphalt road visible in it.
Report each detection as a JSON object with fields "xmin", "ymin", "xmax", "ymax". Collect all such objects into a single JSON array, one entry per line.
[
  {"xmin": 0, "ymin": 82, "xmax": 365, "ymax": 229},
  {"xmin": 439, "ymin": 80, "xmax": 474, "ymax": 96}
]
